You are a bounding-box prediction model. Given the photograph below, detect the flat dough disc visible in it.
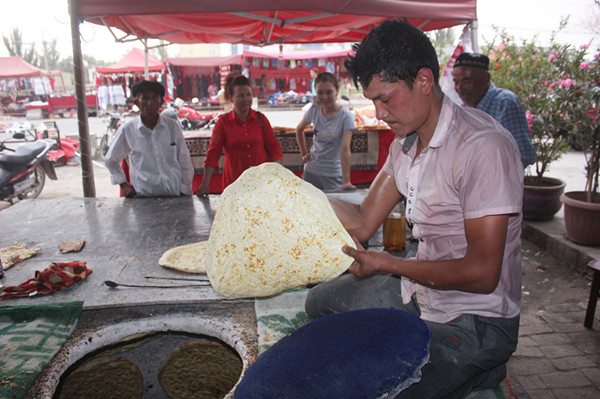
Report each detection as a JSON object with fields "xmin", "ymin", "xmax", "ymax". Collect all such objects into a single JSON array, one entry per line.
[
  {"xmin": 57, "ymin": 357, "xmax": 143, "ymax": 399},
  {"xmin": 158, "ymin": 241, "xmax": 208, "ymax": 274},
  {"xmin": 206, "ymin": 162, "xmax": 355, "ymax": 297},
  {"xmin": 158, "ymin": 341, "xmax": 242, "ymax": 399}
]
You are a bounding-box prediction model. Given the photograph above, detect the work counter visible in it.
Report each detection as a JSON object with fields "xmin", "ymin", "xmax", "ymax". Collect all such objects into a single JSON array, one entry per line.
[
  {"xmin": 0, "ymin": 191, "xmax": 413, "ymax": 398},
  {"xmin": 0, "ymin": 191, "xmax": 393, "ymax": 308}
]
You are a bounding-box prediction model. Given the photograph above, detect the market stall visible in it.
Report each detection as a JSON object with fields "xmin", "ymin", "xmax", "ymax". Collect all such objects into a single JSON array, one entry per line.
[
  {"xmin": 95, "ymin": 48, "xmax": 165, "ymax": 110},
  {"xmin": 0, "ymin": 56, "xmax": 59, "ymax": 117},
  {"xmin": 70, "ymin": 0, "xmax": 478, "ymax": 197},
  {"xmin": 243, "ymin": 49, "xmax": 352, "ymax": 102},
  {"xmin": 165, "ymin": 55, "xmax": 243, "ymax": 103}
]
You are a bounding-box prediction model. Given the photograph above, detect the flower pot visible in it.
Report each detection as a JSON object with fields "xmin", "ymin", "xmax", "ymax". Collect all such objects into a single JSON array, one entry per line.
[
  {"xmin": 560, "ymin": 191, "xmax": 600, "ymax": 246},
  {"xmin": 523, "ymin": 176, "xmax": 566, "ymax": 221}
]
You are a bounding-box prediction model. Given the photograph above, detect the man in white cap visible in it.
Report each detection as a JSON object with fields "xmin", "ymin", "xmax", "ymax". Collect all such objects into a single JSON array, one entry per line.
[
  {"xmin": 453, "ymin": 52, "xmax": 536, "ymax": 168},
  {"xmin": 105, "ymin": 80, "xmax": 194, "ymax": 197}
]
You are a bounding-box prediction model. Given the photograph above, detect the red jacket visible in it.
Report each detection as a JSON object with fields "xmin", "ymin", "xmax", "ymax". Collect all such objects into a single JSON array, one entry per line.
[{"xmin": 204, "ymin": 109, "xmax": 283, "ymax": 189}]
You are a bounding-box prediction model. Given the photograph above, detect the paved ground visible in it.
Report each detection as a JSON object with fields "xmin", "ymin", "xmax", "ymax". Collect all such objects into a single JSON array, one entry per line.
[{"xmin": 1, "ymin": 109, "xmax": 600, "ymax": 398}]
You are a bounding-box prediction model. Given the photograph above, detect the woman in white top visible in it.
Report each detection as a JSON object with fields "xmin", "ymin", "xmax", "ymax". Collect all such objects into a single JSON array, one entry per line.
[{"xmin": 295, "ymin": 72, "xmax": 356, "ymax": 191}]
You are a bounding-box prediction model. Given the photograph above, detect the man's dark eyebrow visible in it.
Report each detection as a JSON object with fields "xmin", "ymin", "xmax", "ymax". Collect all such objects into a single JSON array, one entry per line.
[{"xmin": 370, "ymin": 94, "xmax": 387, "ymax": 102}]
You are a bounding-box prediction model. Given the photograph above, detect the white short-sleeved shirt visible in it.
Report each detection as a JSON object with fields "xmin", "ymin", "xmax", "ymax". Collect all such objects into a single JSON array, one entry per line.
[
  {"xmin": 382, "ymin": 95, "xmax": 524, "ymax": 323},
  {"xmin": 105, "ymin": 115, "xmax": 194, "ymax": 197}
]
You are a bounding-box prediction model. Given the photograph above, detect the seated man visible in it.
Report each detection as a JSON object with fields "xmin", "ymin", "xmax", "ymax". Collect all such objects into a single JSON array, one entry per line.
[
  {"xmin": 305, "ymin": 20, "xmax": 524, "ymax": 398},
  {"xmin": 452, "ymin": 52, "xmax": 536, "ymax": 168},
  {"xmin": 105, "ymin": 80, "xmax": 194, "ymax": 197}
]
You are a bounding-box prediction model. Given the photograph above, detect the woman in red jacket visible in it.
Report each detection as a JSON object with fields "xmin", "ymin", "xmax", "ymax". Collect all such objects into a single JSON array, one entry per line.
[{"xmin": 197, "ymin": 75, "xmax": 283, "ymax": 196}]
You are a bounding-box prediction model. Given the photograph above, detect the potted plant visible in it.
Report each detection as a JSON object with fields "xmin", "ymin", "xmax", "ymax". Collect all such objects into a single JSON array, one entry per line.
[
  {"xmin": 553, "ymin": 41, "xmax": 600, "ymax": 245},
  {"xmin": 485, "ymin": 28, "xmax": 570, "ymax": 221}
]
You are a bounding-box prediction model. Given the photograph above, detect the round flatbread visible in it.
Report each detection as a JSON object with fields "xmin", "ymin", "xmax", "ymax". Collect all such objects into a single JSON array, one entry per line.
[
  {"xmin": 206, "ymin": 162, "xmax": 355, "ymax": 297},
  {"xmin": 158, "ymin": 341, "xmax": 242, "ymax": 399},
  {"xmin": 57, "ymin": 357, "xmax": 143, "ymax": 399},
  {"xmin": 158, "ymin": 241, "xmax": 208, "ymax": 274}
]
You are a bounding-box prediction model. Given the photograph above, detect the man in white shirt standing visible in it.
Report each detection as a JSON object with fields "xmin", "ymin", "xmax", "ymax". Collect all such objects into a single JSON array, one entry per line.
[{"xmin": 105, "ymin": 80, "xmax": 194, "ymax": 197}]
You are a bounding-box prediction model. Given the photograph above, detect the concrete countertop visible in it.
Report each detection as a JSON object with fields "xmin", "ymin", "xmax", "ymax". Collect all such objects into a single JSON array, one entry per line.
[{"xmin": 1, "ymin": 196, "xmax": 227, "ymax": 308}]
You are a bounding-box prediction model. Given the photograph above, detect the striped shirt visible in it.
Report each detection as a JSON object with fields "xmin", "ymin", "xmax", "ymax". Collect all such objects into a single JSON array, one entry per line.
[{"xmin": 477, "ymin": 82, "xmax": 536, "ymax": 167}]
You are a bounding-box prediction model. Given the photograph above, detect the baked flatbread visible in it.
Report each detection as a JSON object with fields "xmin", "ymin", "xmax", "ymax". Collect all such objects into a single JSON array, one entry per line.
[
  {"xmin": 158, "ymin": 241, "xmax": 208, "ymax": 274},
  {"xmin": 206, "ymin": 162, "xmax": 355, "ymax": 297},
  {"xmin": 57, "ymin": 357, "xmax": 143, "ymax": 399},
  {"xmin": 0, "ymin": 242, "xmax": 41, "ymax": 270},
  {"xmin": 158, "ymin": 341, "xmax": 242, "ymax": 399}
]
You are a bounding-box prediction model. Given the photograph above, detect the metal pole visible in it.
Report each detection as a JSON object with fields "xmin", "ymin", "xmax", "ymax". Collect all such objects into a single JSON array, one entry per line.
[
  {"xmin": 69, "ymin": 0, "xmax": 96, "ymax": 197},
  {"xmin": 144, "ymin": 38, "xmax": 149, "ymax": 79},
  {"xmin": 470, "ymin": 20, "xmax": 480, "ymax": 53}
]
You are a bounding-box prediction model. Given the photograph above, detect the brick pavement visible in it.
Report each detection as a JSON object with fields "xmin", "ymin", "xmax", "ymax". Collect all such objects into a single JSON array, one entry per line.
[{"xmin": 510, "ymin": 238, "xmax": 600, "ymax": 398}]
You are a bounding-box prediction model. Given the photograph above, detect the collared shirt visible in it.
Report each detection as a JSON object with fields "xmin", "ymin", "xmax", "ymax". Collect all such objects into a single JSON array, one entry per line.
[
  {"xmin": 382, "ymin": 95, "xmax": 524, "ymax": 323},
  {"xmin": 105, "ymin": 115, "xmax": 194, "ymax": 197},
  {"xmin": 204, "ymin": 109, "xmax": 283, "ymax": 189},
  {"xmin": 477, "ymin": 82, "xmax": 536, "ymax": 167}
]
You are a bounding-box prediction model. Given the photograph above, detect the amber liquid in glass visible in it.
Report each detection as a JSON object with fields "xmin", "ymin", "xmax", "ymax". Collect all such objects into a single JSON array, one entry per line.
[{"xmin": 383, "ymin": 215, "xmax": 406, "ymax": 251}]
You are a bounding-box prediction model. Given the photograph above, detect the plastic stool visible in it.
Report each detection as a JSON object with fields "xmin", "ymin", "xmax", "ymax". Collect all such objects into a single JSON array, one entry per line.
[{"xmin": 584, "ymin": 259, "xmax": 600, "ymax": 329}]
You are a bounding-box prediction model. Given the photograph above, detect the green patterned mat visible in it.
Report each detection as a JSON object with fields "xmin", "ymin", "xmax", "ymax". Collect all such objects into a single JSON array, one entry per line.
[
  {"xmin": 0, "ymin": 301, "xmax": 83, "ymax": 399},
  {"xmin": 255, "ymin": 288, "xmax": 311, "ymax": 355}
]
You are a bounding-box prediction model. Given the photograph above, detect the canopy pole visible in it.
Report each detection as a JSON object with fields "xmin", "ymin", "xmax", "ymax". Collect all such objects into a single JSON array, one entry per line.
[
  {"xmin": 470, "ymin": 20, "xmax": 479, "ymax": 53},
  {"xmin": 69, "ymin": 0, "xmax": 96, "ymax": 198},
  {"xmin": 144, "ymin": 38, "xmax": 149, "ymax": 79}
]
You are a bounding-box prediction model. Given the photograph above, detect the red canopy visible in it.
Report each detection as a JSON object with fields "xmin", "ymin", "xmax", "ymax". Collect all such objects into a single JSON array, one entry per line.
[
  {"xmin": 76, "ymin": 0, "xmax": 477, "ymax": 46},
  {"xmin": 95, "ymin": 48, "xmax": 165, "ymax": 74},
  {"xmin": 0, "ymin": 56, "xmax": 56, "ymax": 78},
  {"xmin": 165, "ymin": 55, "xmax": 243, "ymax": 68},
  {"xmin": 243, "ymin": 49, "xmax": 352, "ymax": 60}
]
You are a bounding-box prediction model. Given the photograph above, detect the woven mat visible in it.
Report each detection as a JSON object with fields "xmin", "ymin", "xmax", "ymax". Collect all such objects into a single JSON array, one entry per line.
[
  {"xmin": 0, "ymin": 301, "xmax": 83, "ymax": 399},
  {"xmin": 255, "ymin": 288, "xmax": 311, "ymax": 355},
  {"xmin": 255, "ymin": 289, "xmax": 531, "ymax": 399}
]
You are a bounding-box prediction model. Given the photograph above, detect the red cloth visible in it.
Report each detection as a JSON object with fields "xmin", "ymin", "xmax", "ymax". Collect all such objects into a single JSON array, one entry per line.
[
  {"xmin": 0, "ymin": 261, "xmax": 93, "ymax": 299},
  {"xmin": 119, "ymin": 159, "xmax": 130, "ymax": 197},
  {"xmin": 204, "ymin": 109, "xmax": 283, "ymax": 189},
  {"xmin": 46, "ymin": 137, "xmax": 80, "ymax": 163}
]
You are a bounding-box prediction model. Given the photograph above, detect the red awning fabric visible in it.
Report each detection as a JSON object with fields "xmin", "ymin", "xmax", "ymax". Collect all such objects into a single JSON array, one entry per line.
[
  {"xmin": 95, "ymin": 48, "xmax": 165, "ymax": 74},
  {"xmin": 165, "ymin": 55, "xmax": 243, "ymax": 68},
  {"xmin": 164, "ymin": 50, "xmax": 351, "ymax": 68},
  {"xmin": 76, "ymin": 0, "xmax": 477, "ymax": 46},
  {"xmin": 0, "ymin": 56, "xmax": 55, "ymax": 78},
  {"xmin": 243, "ymin": 49, "xmax": 352, "ymax": 60}
]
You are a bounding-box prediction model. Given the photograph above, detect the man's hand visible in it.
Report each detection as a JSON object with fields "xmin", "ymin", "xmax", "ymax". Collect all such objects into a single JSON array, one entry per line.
[
  {"xmin": 342, "ymin": 236, "xmax": 394, "ymax": 278},
  {"xmin": 120, "ymin": 182, "xmax": 136, "ymax": 198}
]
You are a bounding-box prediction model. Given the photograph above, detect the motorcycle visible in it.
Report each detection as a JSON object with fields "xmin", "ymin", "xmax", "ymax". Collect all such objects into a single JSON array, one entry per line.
[
  {"xmin": 0, "ymin": 132, "xmax": 57, "ymax": 203},
  {"xmin": 96, "ymin": 111, "xmax": 132, "ymax": 160},
  {"xmin": 178, "ymin": 106, "xmax": 218, "ymax": 130},
  {"xmin": 161, "ymin": 100, "xmax": 219, "ymax": 131}
]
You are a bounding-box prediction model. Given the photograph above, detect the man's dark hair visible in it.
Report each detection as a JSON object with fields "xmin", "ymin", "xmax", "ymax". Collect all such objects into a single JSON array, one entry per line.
[
  {"xmin": 132, "ymin": 80, "xmax": 165, "ymax": 97},
  {"xmin": 344, "ymin": 19, "xmax": 440, "ymax": 90}
]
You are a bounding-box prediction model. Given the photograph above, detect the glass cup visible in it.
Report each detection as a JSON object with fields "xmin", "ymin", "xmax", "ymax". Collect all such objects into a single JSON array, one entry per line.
[{"xmin": 383, "ymin": 212, "xmax": 406, "ymax": 252}]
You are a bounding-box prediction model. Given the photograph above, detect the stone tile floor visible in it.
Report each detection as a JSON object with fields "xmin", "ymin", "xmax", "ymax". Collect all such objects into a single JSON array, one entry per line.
[{"xmin": 510, "ymin": 237, "xmax": 600, "ymax": 398}]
